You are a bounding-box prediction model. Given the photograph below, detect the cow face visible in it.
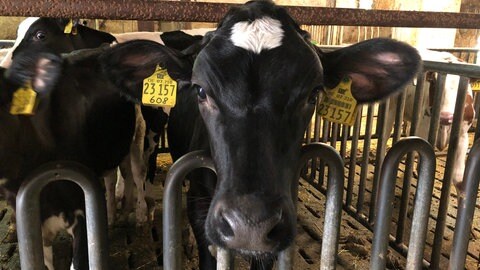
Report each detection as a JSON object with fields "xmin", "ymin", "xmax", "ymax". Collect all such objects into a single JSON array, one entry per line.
[
  {"xmin": 12, "ymin": 18, "xmax": 115, "ymax": 61},
  {"xmin": 192, "ymin": 1, "xmax": 420, "ymax": 256},
  {"xmin": 102, "ymin": 0, "xmax": 421, "ymax": 259}
]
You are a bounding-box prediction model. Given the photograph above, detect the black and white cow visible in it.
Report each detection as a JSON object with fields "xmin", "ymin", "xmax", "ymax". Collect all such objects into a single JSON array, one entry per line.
[
  {"xmin": 0, "ymin": 45, "xmax": 137, "ymax": 269},
  {"xmin": 102, "ymin": 1, "xmax": 421, "ymax": 268},
  {"xmin": 4, "ymin": 17, "xmax": 190, "ymax": 226}
]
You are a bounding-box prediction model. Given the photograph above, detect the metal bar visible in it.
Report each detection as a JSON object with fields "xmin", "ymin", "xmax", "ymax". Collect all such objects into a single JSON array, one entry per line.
[
  {"xmin": 297, "ymin": 143, "xmax": 344, "ymax": 270},
  {"xmin": 428, "ymin": 74, "xmax": 447, "ymax": 146},
  {"xmin": 16, "ymin": 161, "xmax": 109, "ymax": 270},
  {"xmin": 369, "ymin": 101, "xmax": 389, "ymax": 222},
  {"xmin": 163, "ymin": 150, "xmax": 216, "ymax": 270},
  {"xmin": 423, "ymin": 60, "xmax": 480, "ymax": 78},
  {"xmin": 430, "ymin": 77, "xmax": 469, "ymax": 269},
  {"xmin": 340, "ymin": 124, "xmax": 349, "ymax": 159},
  {"xmin": 0, "ymin": 1, "xmax": 480, "ymax": 29},
  {"xmin": 278, "ymin": 246, "xmax": 294, "ymax": 270},
  {"xmin": 370, "ymin": 137, "xmax": 436, "ymax": 270},
  {"xmin": 449, "ymin": 139, "xmax": 480, "ymax": 269},
  {"xmin": 359, "ymin": 105, "xmax": 373, "ymax": 217},
  {"xmin": 393, "ymin": 91, "xmax": 407, "ymax": 144},
  {"xmin": 395, "ymin": 72, "xmax": 426, "ymax": 244},
  {"xmin": 346, "ymin": 110, "xmax": 362, "ymax": 206},
  {"xmin": 216, "ymin": 248, "xmax": 234, "ymax": 270}
]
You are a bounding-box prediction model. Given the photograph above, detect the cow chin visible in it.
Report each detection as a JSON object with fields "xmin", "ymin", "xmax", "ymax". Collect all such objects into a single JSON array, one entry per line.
[{"xmin": 204, "ymin": 191, "xmax": 296, "ymax": 256}]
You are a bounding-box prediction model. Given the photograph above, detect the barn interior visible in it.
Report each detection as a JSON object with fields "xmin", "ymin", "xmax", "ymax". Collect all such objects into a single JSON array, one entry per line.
[{"xmin": 0, "ymin": 0, "xmax": 479, "ymax": 269}]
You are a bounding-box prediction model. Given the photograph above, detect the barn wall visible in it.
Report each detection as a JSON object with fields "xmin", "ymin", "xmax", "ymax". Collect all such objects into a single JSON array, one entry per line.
[{"xmin": 454, "ymin": 0, "xmax": 480, "ymax": 48}]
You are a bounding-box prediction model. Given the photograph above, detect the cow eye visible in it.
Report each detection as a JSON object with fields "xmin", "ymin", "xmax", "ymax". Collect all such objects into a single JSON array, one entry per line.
[
  {"xmin": 195, "ymin": 85, "xmax": 207, "ymax": 100},
  {"xmin": 34, "ymin": 31, "xmax": 46, "ymax": 41}
]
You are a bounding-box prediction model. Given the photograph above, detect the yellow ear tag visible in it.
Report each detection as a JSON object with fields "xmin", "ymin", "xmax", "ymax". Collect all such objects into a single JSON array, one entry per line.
[
  {"xmin": 10, "ymin": 83, "xmax": 38, "ymax": 115},
  {"xmin": 317, "ymin": 77, "xmax": 357, "ymax": 126},
  {"xmin": 142, "ymin": 65, "xmax": 177, "ymax": 107},
  {"xmin": 471, "ymin": 79, "xmax": 480, "ymax": 91},
  {"xmin": 64, "ymin": 19, "xmax": 73, "ymax": 34}
]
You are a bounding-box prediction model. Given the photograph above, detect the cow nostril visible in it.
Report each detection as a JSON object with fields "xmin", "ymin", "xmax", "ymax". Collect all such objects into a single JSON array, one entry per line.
[
  {"xmin": 266, "ymin": 210, "xmax": 284, "ymax": 242},
  {"xmin": 217, "ymin": 212, "xmax": 234, "ymax": 239}
]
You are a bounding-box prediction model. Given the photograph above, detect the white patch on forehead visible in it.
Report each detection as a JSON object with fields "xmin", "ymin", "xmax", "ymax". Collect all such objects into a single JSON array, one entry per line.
[
  {"xmin": 0, "ymin": 17, "xmax": 39, "ymax": 68},
  {"xmin": 230, "ymin": 16, "xmax": 284, "ymax": 54},
  {"xmin": 13, "ymin": 17, "xmax": 39, "ymax": 49}
]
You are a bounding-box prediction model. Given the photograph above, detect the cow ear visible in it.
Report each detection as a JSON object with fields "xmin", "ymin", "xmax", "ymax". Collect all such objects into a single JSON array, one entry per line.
[
  {"xmin": 319, "ymin": 38, "xmax": 421, "ymax": 103},
  {"xmin": 6, "ymin": 51, "xmax": 62, "ymax": 94},
  {"xmin": 100, "ymin": 40, "xmax": 194, "ymax": 102}
]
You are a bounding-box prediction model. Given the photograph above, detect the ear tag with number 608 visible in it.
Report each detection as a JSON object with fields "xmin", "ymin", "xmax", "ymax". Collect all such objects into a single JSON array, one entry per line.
[
  {"xmin": 142, "ymin": 65, "xmax": 177, "ymax": 107},
  {"xmin": 317, "ymin": 77, "xmax": 357, "ymax": 126},
  {"xmin": 10, "ymin": 82, "xmax": 38, "ymax": 115}
]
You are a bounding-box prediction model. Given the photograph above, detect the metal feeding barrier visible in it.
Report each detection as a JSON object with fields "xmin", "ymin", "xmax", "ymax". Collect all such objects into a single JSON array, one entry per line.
[
  {"xmin": 370, "ymin": 137, "xmax": 436, "ymax": 270},
  {"xmin": 162, "ymin": 143, "xmax": 344, "ymax": 269},
  {"xmin": 304, "ymin": 54, "xmax": 480, "ymax": 268},
  {"xmin": 15, "ymin": 161, "xmax": 109, "ymax": 270}
]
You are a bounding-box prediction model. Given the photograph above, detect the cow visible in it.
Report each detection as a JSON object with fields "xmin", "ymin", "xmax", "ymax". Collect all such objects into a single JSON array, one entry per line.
[
  {"xmin": 385, "ymin": 49, "xmax": 475, "ymax": 206},
  {"xmin": 100, "ymin": 1, "xmax": 422, "ymax": 268},
  {"xmin": 4, "ymin": 17, "xmax": 201, "ymax": 226},
  {"xmin": 0, "ymin": 44, "xmax": 138, "ymax": 269}
]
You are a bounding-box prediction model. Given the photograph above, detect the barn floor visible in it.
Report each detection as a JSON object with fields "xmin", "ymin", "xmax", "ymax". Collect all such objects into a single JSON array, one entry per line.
[{"xmin": 0, "ymin": 142, "xmax": 479, "ymax": 269}]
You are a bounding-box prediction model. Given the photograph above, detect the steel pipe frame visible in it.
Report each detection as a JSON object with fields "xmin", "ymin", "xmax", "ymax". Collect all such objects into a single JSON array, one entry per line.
[
  {"xmin": 16, "ymin": 161, "xmax": 109, "ymax": 270},
  {"xmin": 0, "ymin": 1, "xmax": 480, "ymax": 29},
  {"xmin": 370, "ymin": 137, "xmax": 436, "ymax": 270},
  {"xmin": 430, "ymin": 77, "xmax": 470, "ymax": 269},
  {"xmin": 448, "ymin": 139, "xmax": 480, "ymax": 269},
  {"xmin": 163, "ymin": 143, "xmax": 344, "ymax": 269}
]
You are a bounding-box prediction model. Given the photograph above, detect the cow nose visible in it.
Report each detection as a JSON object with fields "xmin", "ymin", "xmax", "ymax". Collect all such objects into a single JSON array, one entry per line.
[
  {"xmin": 209, "ymin": 196, "xmax": 292, "ymax": 253},
  {"xmin": 439, "ymin": 111, "xmax": 454, "ymax": 125}
]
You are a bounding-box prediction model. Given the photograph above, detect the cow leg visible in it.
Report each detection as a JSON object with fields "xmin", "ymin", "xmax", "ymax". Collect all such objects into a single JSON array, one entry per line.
[
  {"xmin": 104, "ymin": 169, "xmax": 117, "ymax": 226},
  {"xmin": 187, "ymin": 170, "xmax": 217, "ymax": 270},
  {"xmin": 131, "ymin": 152, "xmax": 148, "ymax": 224},
  {"xmin": 119, "ymin": 156, "xmax": 135, "ymax": 216},
  {"xmin": 43, "ymin": 245, "xmax": 54, "ymax": 270},
  {"xmin": 128, "ymin": 104, "xmax": 148, "ymax": 225},
  {"xmin": 42, "ymin": 213, "xmax": 69, "ymax": 270},
  {"xmin": 68, "ymin": 210, "xmax": 88, "ymax": 270}
]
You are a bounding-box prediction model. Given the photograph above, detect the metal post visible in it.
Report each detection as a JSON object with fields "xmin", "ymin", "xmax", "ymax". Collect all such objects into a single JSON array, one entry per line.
[
  {"xmin": 370, "ymin": 137, "xmax": 436, "ymax": 270},
  {"xmin": 448, "ymin": 139, "xmax": 480, "ymax": 269},
  {"xmin": 431, "ymin": 77, "xmax": 469, "ymax": 269},
  {"xmin": 297, "ymin": 143, "xmax": 344, "ymax": 270},
  {"xmin": 162, "ymin": 150, "xmax": 216, "ymax": 270},
  {"xmin": 16, "ymin": 161, "xmax": 109, "ymax": 270}
]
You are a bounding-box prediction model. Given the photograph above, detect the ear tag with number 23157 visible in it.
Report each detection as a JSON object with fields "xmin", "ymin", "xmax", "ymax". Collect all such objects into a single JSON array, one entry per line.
[
  {"xmin": 317, "ymin": 77, "xmax": 357, "ymax": 126},
  {"xmin": 142, "ymin": 65, "xmax": 177, "ymax": 107}
]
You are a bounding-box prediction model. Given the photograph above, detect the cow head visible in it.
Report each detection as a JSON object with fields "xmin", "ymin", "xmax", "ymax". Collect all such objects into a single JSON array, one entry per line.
[
  {"xmin": 422, "ymin": 50, "xmax": 475, "ymax": 150},
  {"xmin": 103, "ymin": 0, "xmax": 420, "ymax": 257},
  {"xmin": 11, "ymin": 18, "xmax": 115, "ymax": 62}
]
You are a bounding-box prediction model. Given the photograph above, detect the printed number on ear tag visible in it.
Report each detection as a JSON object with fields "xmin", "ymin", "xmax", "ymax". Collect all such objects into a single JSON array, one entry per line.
[
  {"xmin": 317, "ymin": 77, "xmax": 357, "ymax": 126},
  {"xmin": 142, "ymin": 65, "xmax": 177, "ymax": 107},
  {"xmin": 10, "ymin": 83, "xmax": 37, "ymax": 115}
]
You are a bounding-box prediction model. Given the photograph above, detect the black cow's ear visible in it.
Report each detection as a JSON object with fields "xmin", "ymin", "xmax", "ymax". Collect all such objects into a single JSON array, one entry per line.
[
  {"xmin": 319, "ymin": 38, "xmax": 421, "ymax": 103},
  {"xmin": 100, "ymin": 40, "xmax": 193, "ymax": 102},
  {"xmin": 6, "ymin": 51, "xmax": 62, "ymax": 94}
]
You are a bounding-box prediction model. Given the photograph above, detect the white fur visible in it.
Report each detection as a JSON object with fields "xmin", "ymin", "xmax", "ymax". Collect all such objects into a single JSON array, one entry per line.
[
  {"xmin": 230, "ymin": 17, "xmax": 283, "ymax": 54},
  {"xmin": 0, "ymin": 17, "xmax": 39, "ymax": 68}
]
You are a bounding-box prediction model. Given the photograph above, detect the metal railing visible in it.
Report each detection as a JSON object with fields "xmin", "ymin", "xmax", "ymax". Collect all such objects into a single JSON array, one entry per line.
[
  {"xmin": 370, "ymin": 137, "xmax": 436, "ymax": 269},
  {"xmin": 163, "ymin": 143, "xmax": 344, "ymax": 269},
  {"xmin": 16, "ymin": 161, "xmax": 109, "ymax": 270},
  {"xmin": 304, "ymin": 54, "xmax": 480, "ymax": 268}
]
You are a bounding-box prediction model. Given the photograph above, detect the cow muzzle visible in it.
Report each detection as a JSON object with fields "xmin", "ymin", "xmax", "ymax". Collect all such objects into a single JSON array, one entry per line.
[{"xmin": 206, "ymin": 193, "xmax": 295, "ymax": 256}]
